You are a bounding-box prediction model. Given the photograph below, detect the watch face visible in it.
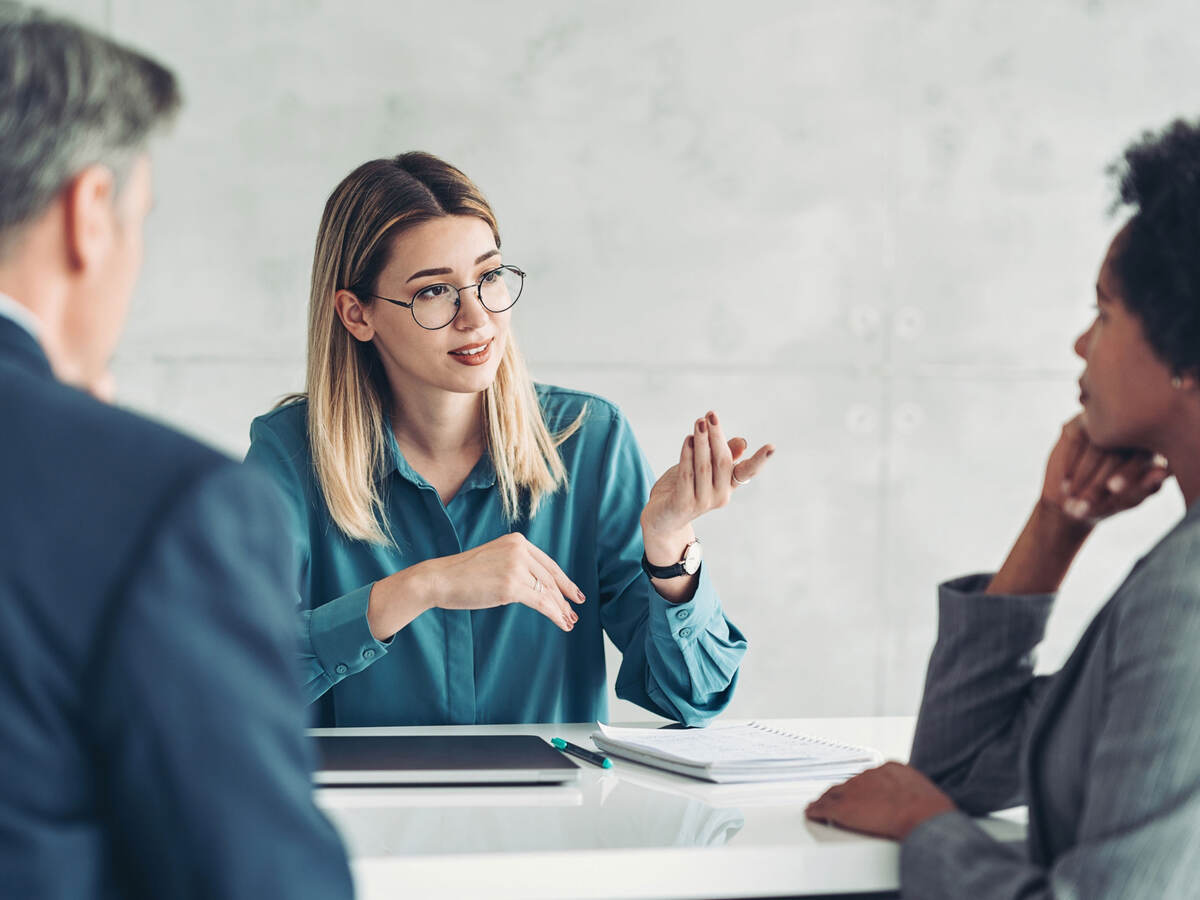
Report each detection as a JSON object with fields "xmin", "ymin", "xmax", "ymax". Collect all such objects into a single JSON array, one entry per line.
[{"xmin": 682, "ymin": 541, "xmax": 703, "ymax": 575}]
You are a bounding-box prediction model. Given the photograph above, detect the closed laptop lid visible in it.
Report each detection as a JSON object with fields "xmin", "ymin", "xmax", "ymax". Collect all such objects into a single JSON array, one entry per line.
[{"xmin": 313, "ymin": 734, "xmax": 581, "ymax": 786}]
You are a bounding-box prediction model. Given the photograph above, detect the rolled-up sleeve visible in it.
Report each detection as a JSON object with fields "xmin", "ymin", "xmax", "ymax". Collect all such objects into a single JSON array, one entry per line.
[{"xmin": 593, "ymin": 408, "xmax": 746, "ymax": 726}]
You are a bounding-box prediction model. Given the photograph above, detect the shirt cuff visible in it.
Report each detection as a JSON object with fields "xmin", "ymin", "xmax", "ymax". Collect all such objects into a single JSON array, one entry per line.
[
  {"xmin": 308, "ymin": 583, "xmax": 390, "ymax": 685},
  {"xmin": 938, "ymin": 573, "xmax": 1055, "ymax": 641},
  {"xmin": 648, "ymin": 564, "xmax": 720, "ymax": 647}
]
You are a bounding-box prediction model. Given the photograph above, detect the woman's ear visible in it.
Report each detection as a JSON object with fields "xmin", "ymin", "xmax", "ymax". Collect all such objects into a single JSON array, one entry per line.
[{"xmin": 334, "ymin": 290, "xmax": 375, "ymax": 342}]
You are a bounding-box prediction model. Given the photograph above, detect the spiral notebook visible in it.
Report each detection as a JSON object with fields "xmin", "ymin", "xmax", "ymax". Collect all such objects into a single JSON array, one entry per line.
[{"xmin": 591, "ymin": 721, "xmax": 883, "ymax": 784}]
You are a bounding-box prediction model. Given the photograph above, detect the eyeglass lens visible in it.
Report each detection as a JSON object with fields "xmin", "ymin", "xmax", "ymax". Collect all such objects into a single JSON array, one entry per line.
[{"xmin": 411, "ymin": 266, "xmax": 523, "ymax": 329}]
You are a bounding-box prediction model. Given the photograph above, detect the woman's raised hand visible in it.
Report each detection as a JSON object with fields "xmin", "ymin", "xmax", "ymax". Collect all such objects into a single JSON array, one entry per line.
[
  {"xmin": 1043, "ymin": 414, "xmax": 1170, "ymax": 526},
  {"xmin": 369, "ymin": 533, "xmax": 584, "ymax": 640},
  {"xmin": 641, "ymin": 411, "xmax": 774, "ymax": 538}
]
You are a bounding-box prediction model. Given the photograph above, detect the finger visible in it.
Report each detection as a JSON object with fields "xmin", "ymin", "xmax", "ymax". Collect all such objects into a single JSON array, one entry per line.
[
  {"xmin": 804, "ymin": 803, "xmax": 832, "ymax": 822},
  {"xmin": 525, "ymin": 541, "xmax": 586, "ymax": 605},
  {"xmin": 692, "ymin": 416, "xmax": 713, "ymax": 508},
  {"xmin": 1066, "ymin": 444, "xmax": 1108, "ymax": 499},
  {"xmin": 1136, "ymin": 462, "xmax": 1172, "ymax": 495},
  {"xmin": 1091, "ymin": 453, "xmax": 1163, "ymax": 515},
  {"xmin": 1059, "ymin": 417, "xmax": 1089, "ymax": 484},
  {"xmin": 707, "ymin": 411, "xmax": 733, "ymax": 500},
  {"xmin": 680, "ymin": 433, "xmax": 696, "ymax": 495},
  {"xmin": 731, "ymin": 443, "xmax": 775, "ymax": 487},
  {"xmin": 810, "ymin": 783, "xmax": 845, "ymax": 806},
  {"xmin": 522, "ymin": 560, "xmax": 577, "ymax": 631},
  {"xmin": 727, "ymin": 437, "xmax": 748, "ymax": 462},
  {"xmin": 1069, "ymin": 454, "xmax": 1125, "ymax": 520}
]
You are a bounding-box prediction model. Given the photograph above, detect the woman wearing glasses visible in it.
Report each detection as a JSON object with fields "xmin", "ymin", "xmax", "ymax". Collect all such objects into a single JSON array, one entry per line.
[
  {"xmin": 806, "ymin": 119, "xmax": 1200, "ymax": 899},
  {"xmin": 246, "ymin": 152, "xmax": 771, "ymax": 726}
]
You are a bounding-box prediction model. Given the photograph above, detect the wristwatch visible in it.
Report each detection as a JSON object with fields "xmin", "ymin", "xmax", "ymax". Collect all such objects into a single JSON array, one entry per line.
[{"xmin": 641, "ymin": 540, "xmax": 703, "ymax": 579}]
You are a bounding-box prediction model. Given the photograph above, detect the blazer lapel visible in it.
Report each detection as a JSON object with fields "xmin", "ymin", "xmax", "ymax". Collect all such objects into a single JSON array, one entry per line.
[{"xmin": 1020, "ymin": 594, "xmax": 1120, "ymax": 864}]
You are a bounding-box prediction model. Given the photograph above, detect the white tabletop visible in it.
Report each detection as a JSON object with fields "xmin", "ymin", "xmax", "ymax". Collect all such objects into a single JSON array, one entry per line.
[{"xmin": 313, "ymin": 718, "xmax": 1025, "ymax": 899}]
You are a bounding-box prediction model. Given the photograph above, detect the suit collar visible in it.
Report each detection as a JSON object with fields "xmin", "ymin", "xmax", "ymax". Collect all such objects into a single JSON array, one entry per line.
[{"xmin": 0, "ymin": 315, "xmax": 53, "ymax": 380}]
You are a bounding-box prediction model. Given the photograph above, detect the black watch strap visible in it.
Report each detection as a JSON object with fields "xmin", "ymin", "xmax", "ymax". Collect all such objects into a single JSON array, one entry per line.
[{"xmin": 641, "ymin": 552, "xmax": 687, "ymax": 580}]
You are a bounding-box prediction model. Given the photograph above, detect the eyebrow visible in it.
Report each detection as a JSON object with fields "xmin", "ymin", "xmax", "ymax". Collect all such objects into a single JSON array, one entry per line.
[{"xmin": 405, "ymin": 250, "xmax": 500, "ymax": 284}]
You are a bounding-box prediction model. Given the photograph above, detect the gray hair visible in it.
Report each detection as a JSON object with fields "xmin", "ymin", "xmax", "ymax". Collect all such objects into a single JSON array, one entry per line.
[{"xmin": 0, "ymin": 3, "xmax": 180, "ymax": 255}]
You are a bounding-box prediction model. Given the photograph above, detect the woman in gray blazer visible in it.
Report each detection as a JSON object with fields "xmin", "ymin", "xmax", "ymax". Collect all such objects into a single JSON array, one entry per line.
[{"xmin": 807, "ymin": 118, "xmax": 1200, "ymax": 899}]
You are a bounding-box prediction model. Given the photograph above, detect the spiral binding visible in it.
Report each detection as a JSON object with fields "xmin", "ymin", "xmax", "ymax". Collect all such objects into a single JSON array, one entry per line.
[{"xmin": 745, "ymin": 720, "xmax": 871, "ymax": 755}]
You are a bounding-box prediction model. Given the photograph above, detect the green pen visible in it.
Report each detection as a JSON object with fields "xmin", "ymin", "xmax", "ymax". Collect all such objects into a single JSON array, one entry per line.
[{"xmin": 550, "ymin": 737, "xmax": 613, "ymax": 769}]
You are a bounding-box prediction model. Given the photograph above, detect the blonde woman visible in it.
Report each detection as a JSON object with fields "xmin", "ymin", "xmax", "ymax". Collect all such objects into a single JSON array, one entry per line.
[{"xmin": 246, "ymin": 152, "xmax": 772, "ymax": 727}]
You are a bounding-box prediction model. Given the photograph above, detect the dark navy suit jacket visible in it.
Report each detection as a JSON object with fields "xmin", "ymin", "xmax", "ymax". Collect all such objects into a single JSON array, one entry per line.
[{"xmin": 0, "ymin": 317, "xmax": 353, "ymax": 899}]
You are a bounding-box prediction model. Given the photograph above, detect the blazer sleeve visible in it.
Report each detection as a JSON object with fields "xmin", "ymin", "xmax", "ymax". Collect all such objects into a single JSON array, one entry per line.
[
  {"xmin": 592, "ymin": 407, "xmax": 747, "ymax": 726},
  {"xmin": 246, "ymin": 415, "xmax": 389, "ymax": 704},
  {"xmin": 84, "ymin": 462, "xmax": 354, "ymax": 900},
  {"xmin": 902, "ymin": 544, "xmax": 1200, "ymax": 900},
  {"xmin": 909, "ymin": 573, "xmax": 1056, "ymax": 814}
]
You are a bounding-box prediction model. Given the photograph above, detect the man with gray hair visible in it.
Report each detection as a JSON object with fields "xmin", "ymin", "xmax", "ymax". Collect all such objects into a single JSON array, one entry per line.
[{"xmin": 0, "ymin": 5, "xmax": 354, "ymax": 897}]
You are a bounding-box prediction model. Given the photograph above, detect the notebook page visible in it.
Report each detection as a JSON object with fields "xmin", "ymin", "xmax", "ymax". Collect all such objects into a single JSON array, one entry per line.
[{"xmin": 594, "ymin": 721, "xmax": 875, "ymax": 766}]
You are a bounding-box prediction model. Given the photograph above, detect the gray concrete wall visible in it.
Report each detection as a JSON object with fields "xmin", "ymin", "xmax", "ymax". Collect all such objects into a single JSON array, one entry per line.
[{"xmin": 43, "ymin": 0, "xmax": 1198, "ymax": 720}]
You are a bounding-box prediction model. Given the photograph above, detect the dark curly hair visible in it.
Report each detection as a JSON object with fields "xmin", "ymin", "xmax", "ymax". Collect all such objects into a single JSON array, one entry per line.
[{"xmin": 1108, "ymin": 119, "xmax": 1200, "ymax": 377}]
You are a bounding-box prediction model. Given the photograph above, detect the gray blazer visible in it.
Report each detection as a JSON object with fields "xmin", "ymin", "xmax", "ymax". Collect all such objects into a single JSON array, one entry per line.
[{"xmin": 901, "ymin": 501, "xmax": 1200, "ymax": 899}]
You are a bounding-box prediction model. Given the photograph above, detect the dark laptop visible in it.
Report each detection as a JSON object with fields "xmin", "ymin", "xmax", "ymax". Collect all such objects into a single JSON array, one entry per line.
[{"xmin": 313, "ymin": 734, "xmax": 582, "ymax": 786}]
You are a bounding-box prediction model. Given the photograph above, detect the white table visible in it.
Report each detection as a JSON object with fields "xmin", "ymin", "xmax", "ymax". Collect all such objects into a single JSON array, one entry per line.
[{"xmin": 313, "ymin": 718, "xmax": 1025, "ymax": 899}]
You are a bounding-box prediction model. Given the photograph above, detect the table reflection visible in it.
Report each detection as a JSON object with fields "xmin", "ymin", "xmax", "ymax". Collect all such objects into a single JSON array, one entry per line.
[{"xmin": 320, "ymin": 775, "xmax": 744, "ymax": 857}]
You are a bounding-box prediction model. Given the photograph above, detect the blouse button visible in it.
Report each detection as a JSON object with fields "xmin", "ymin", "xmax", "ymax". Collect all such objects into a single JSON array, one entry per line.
[{"xmin": 334, "ymin": 663, "xmax": 348, "ymax": 675}]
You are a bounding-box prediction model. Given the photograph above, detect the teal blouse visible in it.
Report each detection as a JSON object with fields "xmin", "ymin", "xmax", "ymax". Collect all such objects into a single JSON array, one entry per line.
[{"xmin": 245, "ymin": 385, "xmax": 746, "ymax": 727}]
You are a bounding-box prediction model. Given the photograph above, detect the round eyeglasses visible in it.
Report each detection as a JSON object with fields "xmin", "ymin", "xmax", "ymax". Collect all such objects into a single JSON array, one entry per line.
[{"xmin": 367, "ymin": 264, "xmax": 525, "ymax": 330}]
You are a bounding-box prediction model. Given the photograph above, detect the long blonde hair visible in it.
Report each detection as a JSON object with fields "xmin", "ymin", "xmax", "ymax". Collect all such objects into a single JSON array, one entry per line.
[{"xmin": 294, "ymin": 152, "xmax": 582, "ymax": 544}]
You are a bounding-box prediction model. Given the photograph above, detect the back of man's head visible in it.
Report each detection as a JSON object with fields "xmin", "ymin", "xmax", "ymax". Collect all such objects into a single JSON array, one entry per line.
[{"xmin": 0, "ymin": 2, "xmax": 181, "ymax": 258}]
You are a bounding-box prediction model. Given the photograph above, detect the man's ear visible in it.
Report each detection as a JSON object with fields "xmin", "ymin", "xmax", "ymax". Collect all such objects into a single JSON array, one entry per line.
[
  {"xmin": 334, "ymin": 289, "xmax": 375, "ymax": 342},
  {"xmin": 62, "ymin": 164, "xmax": 117, "ymax": 272}
]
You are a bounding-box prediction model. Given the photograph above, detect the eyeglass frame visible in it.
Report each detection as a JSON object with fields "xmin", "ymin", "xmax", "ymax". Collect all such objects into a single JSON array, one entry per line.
[{"xmin": 364, "ymin": 264, "xmax": 526, "ymax": 331}]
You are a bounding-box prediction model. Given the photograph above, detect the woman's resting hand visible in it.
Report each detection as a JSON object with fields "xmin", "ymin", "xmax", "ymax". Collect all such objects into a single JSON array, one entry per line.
[
  {"xmin": 368, "ymin": 533, "xmax": 584, "ymax": 639},
  {"xmin": 1043, "ymin": 414, "xmax": 1170, "ymax": 526}
]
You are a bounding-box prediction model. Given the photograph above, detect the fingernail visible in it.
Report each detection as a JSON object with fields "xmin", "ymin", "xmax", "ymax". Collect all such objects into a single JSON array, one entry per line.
[
  {"xmin": 766, "ymin": 448, "xmax": 775, "ymax": 458},
  {"xmin": 1106, "ymin": 474, "xmax": 1126, "ymax": 493},
  {"xmin": 1064, "ymin": 499, "xmax": 1089, "ymax": 519},
  {"xmin": 576, "ymin": 589, "xmax": 586, "ymax": 603},
  {"xmin": 707, "ymin": 412, "xmax": 717, "ymax": 426},
  {"xmin": 698, "ymin": 418, "xmax": 707, "ymax": 433}
]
